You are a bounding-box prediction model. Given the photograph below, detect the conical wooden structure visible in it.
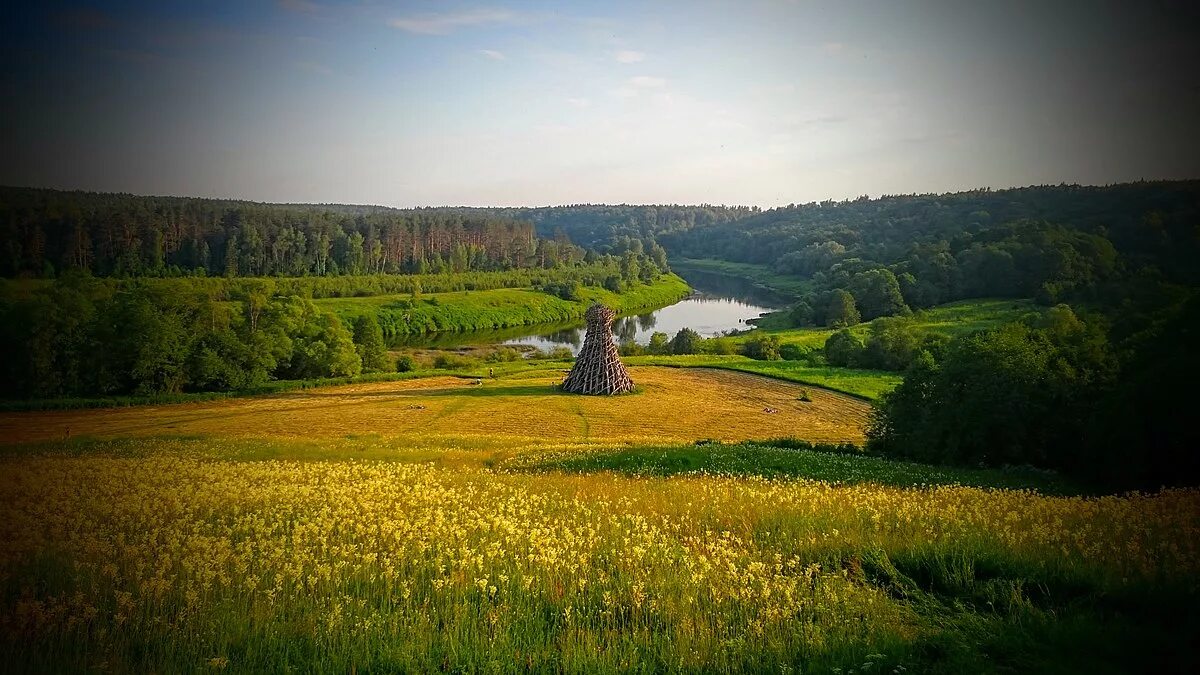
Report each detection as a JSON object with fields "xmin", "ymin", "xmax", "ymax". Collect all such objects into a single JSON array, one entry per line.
[{"xmin": 561, "ymin": 304, "xmax": 635, "ymax": 395}]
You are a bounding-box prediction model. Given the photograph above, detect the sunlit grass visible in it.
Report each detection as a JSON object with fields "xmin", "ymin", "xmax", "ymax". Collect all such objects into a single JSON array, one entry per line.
[
  {"xmin": 0, "ymin": 367, "xmax": 870, "ymax": 446},
  {"xmin": 1, "ymin": 438, "xmax": 1197, "ymax": 672}
]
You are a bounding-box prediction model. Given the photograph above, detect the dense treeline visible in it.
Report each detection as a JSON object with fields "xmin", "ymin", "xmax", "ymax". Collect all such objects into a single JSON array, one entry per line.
[
  {"xmin": 412, "ymin": 204, "xmax": 758, "ymax": 251},
  {"xmin": 0, "ymin": 187, "xmax": 590, "ymax": 278},
  {"xmin": 867, "ymin": 301, "xmax": 1199, "ymax": 489},
  {"xmin": 0, "ymin": 260, "xmax": 682, "ymax": 399},
  {"xmin": 0, "ymin": 272, "xmax": 388, "ymax": 398},
  {"xmin": 664, "ymin": 181, "xmax": 1200, "ymax": 325},
  {"xmin": 2, "ymin": 263, "xmax": 643, "ymax": 301}
]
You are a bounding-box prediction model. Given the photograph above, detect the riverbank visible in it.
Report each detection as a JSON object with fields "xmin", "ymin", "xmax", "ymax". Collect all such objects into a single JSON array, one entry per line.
[
  {"xmin": 317, "ymin": 274, "xmax": 692, "ymax": 338},
  {"xmin": 670, "ymin": 258, "xmax": 810, "ymax": 298}
]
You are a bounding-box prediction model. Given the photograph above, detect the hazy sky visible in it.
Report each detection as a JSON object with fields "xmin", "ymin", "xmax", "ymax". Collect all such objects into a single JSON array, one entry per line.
[{"xmin": 2, "ymin": 1, "xmax": 1198, "ymax": 207}]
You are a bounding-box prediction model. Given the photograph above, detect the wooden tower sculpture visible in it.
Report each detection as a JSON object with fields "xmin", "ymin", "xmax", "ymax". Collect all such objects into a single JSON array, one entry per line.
[{"xmin": 561, "ymin": 304, "xmax": 635, "ymax": 395}]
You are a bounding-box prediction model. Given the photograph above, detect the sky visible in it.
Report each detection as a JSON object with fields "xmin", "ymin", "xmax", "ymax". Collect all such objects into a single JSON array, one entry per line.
[{"xmin": 2, "ymin": 0, "xmax": 1199, "ymax": 207}]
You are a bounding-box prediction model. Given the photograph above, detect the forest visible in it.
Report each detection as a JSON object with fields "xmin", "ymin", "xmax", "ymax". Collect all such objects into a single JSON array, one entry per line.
[{"xmin": 0, "ymin": 187, "xmax": 589, "ymax": 278}]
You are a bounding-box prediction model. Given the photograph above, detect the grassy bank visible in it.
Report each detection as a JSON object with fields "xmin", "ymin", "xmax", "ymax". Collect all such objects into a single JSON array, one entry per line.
[
  {"xmin": 749, "ymin": 298, "xmax": 1040, "ymax": 347},
  {"xmin": 626, "ymin": 357, "xmax": 900, "ymax": 400},
  {"xmin": 671, "ymin": 258, "xmax": 810, "ymax": 297},
  {"xmin": 317, "ymin": 274, "xmax": 691, "ymax": 338}
]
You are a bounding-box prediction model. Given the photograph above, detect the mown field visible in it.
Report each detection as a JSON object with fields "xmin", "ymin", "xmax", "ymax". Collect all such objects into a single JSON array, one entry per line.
[
  {"xmin": 1, "ymin": 368, "xmax": 1197, "ymax": 673},
  {"xmin": 0, "ymin": 367, "xmax": 869, "ymax": 446}
]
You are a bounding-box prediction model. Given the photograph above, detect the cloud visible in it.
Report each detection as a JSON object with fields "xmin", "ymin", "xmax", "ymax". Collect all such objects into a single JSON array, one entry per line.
[
  {"xmin": 278, "ymin": 0, "xmax": 319, "ymax": 13},
  {"xmin": 479, "ymin": 49, "xmax": 506, "ymax": 60},
  {"xmin": 566, "ymin": 97, "xmax": 591, "ymax": 108},
  {"xmin": 628, "ymin": 75, "xmax": 665, "ymax": 88},
  {"xmin": 389, "ymin": 8, "xmax": 516, "ymax": 35},
  {"xmin": 610, "ymin": 87, "xmax": 638, "ymax": 99},
  {"xmin": 821, "ymin": 42, "xmax": 846, "ymax": 55},
  {"xmin": 614, "ymin": 50, "xmax": 644, "ymax": 63}
]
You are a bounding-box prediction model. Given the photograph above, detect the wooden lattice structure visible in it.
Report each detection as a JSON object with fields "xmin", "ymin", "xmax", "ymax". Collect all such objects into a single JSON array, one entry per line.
[{"xmin": 561, "ymin": 304, "xmax": 635, "ymax": 395}]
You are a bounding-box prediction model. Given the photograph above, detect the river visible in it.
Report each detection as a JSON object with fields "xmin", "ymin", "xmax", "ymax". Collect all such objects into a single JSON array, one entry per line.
[{"xmin": 391, "ymin": 269, "xmax": 787, "ymax": 354}]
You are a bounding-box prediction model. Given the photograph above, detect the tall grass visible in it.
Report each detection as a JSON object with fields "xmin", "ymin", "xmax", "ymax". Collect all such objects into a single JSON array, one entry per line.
[{"xmin": 1, "ymin": 439, "xmax": 1197, "ymax": 672}]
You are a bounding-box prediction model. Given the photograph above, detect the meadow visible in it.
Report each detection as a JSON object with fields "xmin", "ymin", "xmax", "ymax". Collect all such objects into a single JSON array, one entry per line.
[
  {"xmin": 317, "ymin": 275, "xmax": 690, "ymax": 338},
  {"xmin": 671, "ymin": 258, "xmax": 812, "ymax": 297},
  {"xmin": 0, "ymin": 284, "xmax": 1185, "ymax": 672},
  {"xmin": 2, "ymin": 434, "xmax": 1197, "ymax": 673},
  {"xmin": 0, "ymin": 367, "xmax": 869, "ymax": 446}
]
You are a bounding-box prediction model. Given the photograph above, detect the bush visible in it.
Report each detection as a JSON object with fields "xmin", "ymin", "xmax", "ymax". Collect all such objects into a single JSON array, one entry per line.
[
  {"xmin": 824, "ymin": 329, "xmax": 863, "ymax": 367},
  {"xmin": 741, "ymin": 334, "xmax": 781, "ymax": 361},
  {"xmin": 544, "ymin": 281, "xmax": 584, "ymax": 301},
  {"xmin": 703, "ymin": 337, "xmax": 737, "ymax": 355},
  {"xmin": 619, "ymin": 341, "xmax": 645, "ymax": 356},
  {"xmin": 486, "ymin": 347, "xmax": 522, "ymax": 363},
  {"xmin": 859, "ymin": 316, "xmax": 919, "ymax": 371},
  {"xmin": 395, "ymin": 354, "xmax": 417, "ymax": 372},
  {"xmin": 432, "ymin": 353, "xmax": 478, "ymax": 370},
  {"xmin": 647, "ymin": 332, "xmax": 670, "ymax": 355},
  {"xmin": 779, "ymin": 343, "xmax": 806, "ymax": 361},
  {"xmin": 669, "ymin": 328, "xmax": 703, "ymax": 355},
  {"xmin": 546, "ymin": 346, "xmax": 574, "ymax": 360}
]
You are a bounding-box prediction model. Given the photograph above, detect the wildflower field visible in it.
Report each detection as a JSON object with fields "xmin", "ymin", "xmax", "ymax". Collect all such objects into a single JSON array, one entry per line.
[{"xmin": 1, "ymin": 373, "xmax": 1198, "ymax": 672}]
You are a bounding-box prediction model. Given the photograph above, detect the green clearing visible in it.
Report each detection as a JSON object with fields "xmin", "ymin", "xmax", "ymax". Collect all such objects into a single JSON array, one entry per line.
[
  {"xmin": 626, "ymin": 356, "xmax": 901, "ymax": 400},
  {"xmin": 317, "ymin": 274, "xmax": 690, "ymax": 337},
  {"xmin": 671, "ymin": 257, "xmax": 811, "ymax": 296},
  {"xmin": 750, "ymin": 297, "xmax": 1040, "ymax": 343}
]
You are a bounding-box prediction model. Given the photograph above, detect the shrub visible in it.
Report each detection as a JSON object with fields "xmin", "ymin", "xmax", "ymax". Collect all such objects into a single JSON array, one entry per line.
[
  {"xmin": 619, "ymin": 342, "xmax": 645, "ymax": 356},
  {"xmin": 704, "ymin": 337, "xmax": 737, "ymax": 355},
  {"xmin": 395, "ymin": 354, "xmax": 418, "ymax": 372},
  {"xmin": 546, "ymin": 346, "xmax": 574, "ymax": 360},
  {"xmin": 544, "ymin": 281, "xmax": 584, "ymax": 301},
  {"xmin": 859, "ymin": 317, "xmax": 919, "ymax": 371},
  {"xmin": 779, "ymin": 343, "xmax": 806, "ymax": 361},
  {"xmin": 486, "ymin": 347, "xmax": 522, "ymax": 363},
  {"xmin": 669, "ymin": 328, "xmax": 703, "ymax": 355},
  {"xmin": 824, "ymin": 329, "xmax": 864, "ymax": 367},
  {"xmin": 741, "ymin": 335, "xmax": 781, "ymax": 361},
  {"xmin": 647, "ymin": 332, "xmax": 670, "ymax": 355},
  {"xmin": 432, "ymin": 353, "xmax": 478, "ymax": 370}
]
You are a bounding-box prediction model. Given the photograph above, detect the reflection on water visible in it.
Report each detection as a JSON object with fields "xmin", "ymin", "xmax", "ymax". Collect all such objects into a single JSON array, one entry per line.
[
  {"xmin": 501, "ymin": 270, "xmax": 785, "ymax": 354},
  {"xmin": 390, "ymin": 268, "xmax": 787, "ymax": 354}
]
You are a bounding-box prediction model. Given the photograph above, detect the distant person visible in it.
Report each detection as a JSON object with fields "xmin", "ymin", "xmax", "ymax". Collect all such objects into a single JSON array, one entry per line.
[{"xmin": 489, "ymin": 367, "xmax": 494, "ymax": 378}]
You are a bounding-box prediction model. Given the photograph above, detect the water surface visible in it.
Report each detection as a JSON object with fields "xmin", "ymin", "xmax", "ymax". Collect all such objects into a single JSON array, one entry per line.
[{"xmin": 392, "ymin": 269, "xmax": 786, "ymax": 353}]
